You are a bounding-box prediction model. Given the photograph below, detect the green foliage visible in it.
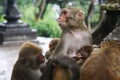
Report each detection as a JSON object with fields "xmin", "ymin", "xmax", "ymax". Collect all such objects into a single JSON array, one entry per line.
[
  {"xmin": 34, "ymin": 20, "xmax": 61, "ymax": 37},
  {"xmin": 19, "ymin": 4, "xmax": 61, "ymax": 38},
  {"xmin": 16, "ymin": 0, "xmax": 33, "ymax": 6},
  {"xmin": 0, "ymin": 0, "xmax": 100, "ymax": 38},
  {"xmin": 0, "ymin": 15, "xmax": 4, "ymax": 22},
  {"xmin": 0, "ymin": 4, "xmax": 4, "ymax": 22},
  {"xmin": 91, "ymin": 4, "xmax": 100, "ymax": 28}
]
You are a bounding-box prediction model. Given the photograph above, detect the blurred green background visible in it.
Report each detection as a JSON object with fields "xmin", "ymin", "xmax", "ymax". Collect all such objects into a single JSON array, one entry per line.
[{"xmin": 0, "ymin": 0, "xmax": 100, "ymax": 38}]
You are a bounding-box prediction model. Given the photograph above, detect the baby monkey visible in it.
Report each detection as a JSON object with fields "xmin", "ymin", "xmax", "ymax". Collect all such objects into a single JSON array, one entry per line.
[
  {"xmin": 75, "ymin": 46, "xmax": 93, "ymax": 67},
  {"xmin": 45, "ymin": 38, "xmax": 60, "ymax": 60}
]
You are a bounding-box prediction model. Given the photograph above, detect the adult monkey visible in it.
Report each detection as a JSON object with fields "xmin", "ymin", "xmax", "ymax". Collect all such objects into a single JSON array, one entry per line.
[
  {"xmin": 40, "ymin": 46, "xmax": 93, "ymax": 80},
  {"xmin": 80, "ymin": 40, "xmax": 120, "ymax": 80},
  {"xmin": 53, "ymin": 7, "xmax": 92, "ymax": 58},
  {"xmin": 40, "ymin": 7, "xmax": 92, "ymax": 80},
  {"xmin": 11, "ymin": 42, "xmax": 45, "ymax": 80}
]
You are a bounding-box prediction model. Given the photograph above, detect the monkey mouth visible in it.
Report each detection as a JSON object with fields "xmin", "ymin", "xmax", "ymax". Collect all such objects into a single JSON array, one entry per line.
[
  {"xmin": 58, "ymin": 19, "xmax": 64, "ymax": 24},
  {"xmin": 37, "ymin": 54, "xmax": 45, "ymax": 63},
  {"xmin": 40, "ymin": 55, "xmax": 45, "ymax": 63},
  {"xmin": 58, "ymin": 21, "xmax": 63, "ymax": 24},
  {"xmin": 58, "ymin": 21, "xmax": 65, "ymax": 26}
]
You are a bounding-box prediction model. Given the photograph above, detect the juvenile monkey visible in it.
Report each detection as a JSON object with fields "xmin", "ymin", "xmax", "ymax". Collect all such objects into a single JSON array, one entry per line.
[
  {"xmin": 75, "ymin": 46, "xmax": 93, "ymax": 66},
  {"xmin": 53, "ymin": 7, "xmax": 92, "ymax": 58},
  {"xmin": 45, "ymin": 38, "xmax": 60, "ymax": 59},
  {"xmin": 11, "ymin": 42, "xmax": 45, "ymax": 80}
]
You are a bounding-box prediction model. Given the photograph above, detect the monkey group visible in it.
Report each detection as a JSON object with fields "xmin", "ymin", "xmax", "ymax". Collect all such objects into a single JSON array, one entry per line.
[
  {"xmin": 80, "ymin": 40, "xmax": 120, "ymax": 80},
  {"xmin": 11, "ymin": 7, "xmax": 120, "ymax": 80}
]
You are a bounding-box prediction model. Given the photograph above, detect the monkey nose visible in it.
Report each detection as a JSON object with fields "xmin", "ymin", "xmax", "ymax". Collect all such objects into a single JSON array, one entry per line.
[{"xmin": 37, "ymin": 54, "xmax": 45, "ymax": 63}]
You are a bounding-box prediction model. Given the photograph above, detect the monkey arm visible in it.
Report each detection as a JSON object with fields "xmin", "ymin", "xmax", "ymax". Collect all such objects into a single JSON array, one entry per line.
[
  {"xmin": 40, "ymin": 55, "xmax": 80, "ymax": 80},
  {"xmin": 53, "ymin": 38, "xmax": 68, "ymax": 57}
]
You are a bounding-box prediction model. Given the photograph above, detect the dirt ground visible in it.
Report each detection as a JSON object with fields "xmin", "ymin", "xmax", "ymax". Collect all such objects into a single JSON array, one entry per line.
[{"xmin": 0, "ymin": 37, "xmax": 52, "ymax": 80}]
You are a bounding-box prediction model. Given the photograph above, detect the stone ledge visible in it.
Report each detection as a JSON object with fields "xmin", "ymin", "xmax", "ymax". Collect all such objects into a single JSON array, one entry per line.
[{"xmin": 0, "ymin": 39, "xmax": 40, "ymax": 47}]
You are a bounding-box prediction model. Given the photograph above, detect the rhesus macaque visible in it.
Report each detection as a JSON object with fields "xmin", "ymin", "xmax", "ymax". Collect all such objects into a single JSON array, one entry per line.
[
  {"xmin": 80, "ymin": 40, "xmax": 120, "ymax": 80},
  {"xmin": 11, "ymin": 42, "xmax": 45, "ymax": 80},
  {"xmin": 77, "ymin": 46, "xmax": 93, "ymax": 59},
  {"xmin": 75, "ymin": 46, "xmax": 93, "ymax": 66},
  {"xmin": 45, "ymin": 38, "xmax": 60, "ymax": 59},
  {"xmin": 40, "ymin": 55, "xmax": 80, "ymax": 80},
  {"xmin": 53, "ymin": 7, "xmax": 92, "ymax": 58}
]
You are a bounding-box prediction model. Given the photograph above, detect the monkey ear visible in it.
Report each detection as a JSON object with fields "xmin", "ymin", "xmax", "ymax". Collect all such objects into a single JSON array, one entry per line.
[{"xmin": 77, "ymin": 11, "xmax": 84, "ymax": 20}]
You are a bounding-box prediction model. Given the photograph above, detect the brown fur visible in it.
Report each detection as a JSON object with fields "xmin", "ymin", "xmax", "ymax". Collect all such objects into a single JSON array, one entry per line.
[
  {"xmin": 53, "ymin": 64, "xmax": 72, "ymax": 80},
  {"xmin": 75, "ymin": 46, "xmax": 93, "ymax": 67},
  {"xmin": 11, "ymin": 42, "xmax": 45, "ymax": 80},
  {"xmin": 45, "ymin": 38, "xmax": 60, "ymax": 59},
  {"xmin": 40, "ymin": 55, "xmax": 80, "ymax": 80},
  {"xmin": 80, "ymin": 40, "xmax": 120, "ymax": 80},
  {"xmin": 76, "ymin": 46, "xmax": 93, "ymax": 60},
  {"xmin": 49, "ymin": 38, "xmax": 60, "ymax": 51}
]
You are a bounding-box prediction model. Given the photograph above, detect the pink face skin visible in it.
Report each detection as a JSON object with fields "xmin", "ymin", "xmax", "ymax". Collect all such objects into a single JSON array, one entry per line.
[{"xmin": 57, "ymin": 8, "xmax": 70, "ymax": 28}]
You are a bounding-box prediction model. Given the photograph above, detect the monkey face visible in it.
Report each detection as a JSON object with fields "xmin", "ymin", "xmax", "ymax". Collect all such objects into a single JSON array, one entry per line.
[
  {"xmin": 19, "ymin": 53, "xmax": 45, "ymax": 69},
  {"xmin": 36, "ymin": 53, "xmax": 45, "ymax": 65},
  {"xmin": 57, "ymin": 8, "xmax": 70, "ymax": 29},
  {"xmin": 58, "ymin": 7, "xmax": 85, "ymax": 30}
]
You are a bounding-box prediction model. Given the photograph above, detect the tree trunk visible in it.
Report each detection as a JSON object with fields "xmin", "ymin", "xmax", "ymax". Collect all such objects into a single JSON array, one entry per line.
[
  {"xmin": 104, "ymin": 14, "xmax": 120, "ymax": 41},
  {"xmin": 92, "ymin": 0, "xmax": 120, "ymax": 44},
  {"xmin": 86, "ymin": 0, "xmax": 95, "ymax": 31}
]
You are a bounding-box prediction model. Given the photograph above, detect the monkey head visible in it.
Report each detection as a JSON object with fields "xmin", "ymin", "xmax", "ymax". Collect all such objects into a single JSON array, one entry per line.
[
  {"xmin": 45, "ymin": 38, "xmax": 60, "ymax": 59},
  {"xmin": 18, "ymin": 42, "xmax": 45, "ymax": 69},
  {"xmin": 58, "ymin": 7, "xmax": 85, "ymax": 30},
  {"xmin": 49, "ymin": 38, "xmax": 60, "ymax": 51},
  {"xmin": 76, "ymin": 46, "xmax": 93, "ymax": 60}
]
